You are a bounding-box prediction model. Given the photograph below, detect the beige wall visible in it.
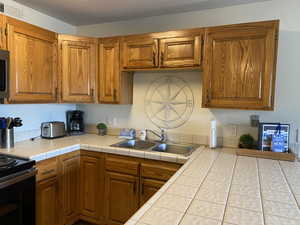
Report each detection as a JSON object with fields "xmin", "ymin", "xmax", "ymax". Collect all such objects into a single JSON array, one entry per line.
[{"xmin": 77, "ymin": 0, "xmax": 300, "ymax": 152}]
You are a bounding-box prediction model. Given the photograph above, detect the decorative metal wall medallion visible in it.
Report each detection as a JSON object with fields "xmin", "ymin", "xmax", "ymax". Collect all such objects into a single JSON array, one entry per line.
[{"xmin": 145, "ymin": 76, "xmax": 194, "ymax": 129}]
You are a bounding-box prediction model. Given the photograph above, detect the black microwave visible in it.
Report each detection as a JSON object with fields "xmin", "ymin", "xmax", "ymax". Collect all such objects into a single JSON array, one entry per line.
[{"xmin": 0, "ymin": 49, "xmax": 9, "ymax": 99}]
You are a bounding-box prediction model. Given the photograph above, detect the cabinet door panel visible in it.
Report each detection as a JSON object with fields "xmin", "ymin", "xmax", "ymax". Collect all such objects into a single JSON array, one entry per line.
[
  {"xmin": 122, "ymin": 38, "xmax": 158, "ymax": 69},
  {"xmin": 140, "ymin": 178, "xmax": 164, "ymax": 206},
  {"xmin": 7, "ymin": 22, "xmax": 57, "ymax": 103},
  {"xmin": 60, "ymin": 36, "xmax": 97, "ymax": 103},
  {"xmin": 99, "ymin": 39, "xmax": 120, "ymax": 103},
  {"xmin": 105, "ymin": 171, "xmax": 139, "ymax": 225},
  {"xmin": 203, "ymin": 21, "xmax": 278, "ymax": 110},
  {"xmin": 160, "ymin": 36, "xmax": 202, "ymax": 68},
  {"xmin": 80, "ymin": 155, "xmax": 104, "ymax": 222},
  {"xmin": 36, "ymin": 177, "xmax": 60, "ymax": 225},
  {"xmin": 60, "ymin": 154, "xmax": 80, "ymax": 224}
]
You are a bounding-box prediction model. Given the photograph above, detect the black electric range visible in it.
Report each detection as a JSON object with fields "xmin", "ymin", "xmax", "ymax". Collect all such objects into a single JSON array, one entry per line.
[{"xmin": 0, "ymin": 154, "xmax": 36, "ymax": 225}]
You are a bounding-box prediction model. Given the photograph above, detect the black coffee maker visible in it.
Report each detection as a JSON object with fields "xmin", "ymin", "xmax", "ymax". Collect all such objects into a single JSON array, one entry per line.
[{"xmin": 66, "ymin": 110, "xmax": 84, "ymax": 135}]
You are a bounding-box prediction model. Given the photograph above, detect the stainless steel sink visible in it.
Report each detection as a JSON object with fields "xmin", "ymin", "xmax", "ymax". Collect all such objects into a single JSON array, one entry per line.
[
  {"xmin": 111, "ymin": 139, "xmax": 156, "ymax": 150},
  {"xmin": 110, "ymin": 140, "xmax": 200, "ymax": 156},
  {"xmin": 151, "ymin": 143, "xmax": 200, "ymax": 156}
]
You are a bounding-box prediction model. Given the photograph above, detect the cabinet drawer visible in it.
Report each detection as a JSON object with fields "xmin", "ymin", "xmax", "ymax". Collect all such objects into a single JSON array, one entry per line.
[
  {"xmin": 141, "ymin": 162, "xmax": 180, "ymax": 181},
  {"xmin": 105, "ymin": 155, "xmax": 139, "ymax": 176},
  {"xmin": 36, "ymin": 157, "xmax": 58, "ymax": 182}
]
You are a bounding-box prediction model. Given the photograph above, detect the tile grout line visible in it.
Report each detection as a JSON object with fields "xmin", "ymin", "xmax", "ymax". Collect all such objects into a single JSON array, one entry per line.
[
  {"xmin": 256, "ymin": 158, "xmax": 266, "ymax": 225},
  {"xmin": 220, "ymin": 153, "xmax": 238, "ymax": 225},
  {"xmin": 176, "ymin": 149, "xmax": 222, "ymax": 225},
  {"xmin": 278, "ymin": 161, "xmax": 300, "ymax": 209}
]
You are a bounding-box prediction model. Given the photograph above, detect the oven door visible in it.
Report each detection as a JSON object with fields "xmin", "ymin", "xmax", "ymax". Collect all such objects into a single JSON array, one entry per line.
[{"xmin": 0, "ymin": 168, "xmax": 36, "ymax": 225}]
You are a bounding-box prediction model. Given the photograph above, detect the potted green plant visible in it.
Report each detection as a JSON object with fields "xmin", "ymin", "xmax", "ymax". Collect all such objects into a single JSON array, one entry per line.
[
  {"xmin": 239, "ymin": 134, "xmax": 256, "ymax": 149},
  {"xmin": 96, "ymin": 123, "xmax": 107, "ymax": 136}
]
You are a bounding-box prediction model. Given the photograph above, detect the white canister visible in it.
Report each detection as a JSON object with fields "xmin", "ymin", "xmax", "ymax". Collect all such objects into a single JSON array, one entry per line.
[{"xmin": 210, "ymin": 120, "xmax": 217, "ymax": 148}]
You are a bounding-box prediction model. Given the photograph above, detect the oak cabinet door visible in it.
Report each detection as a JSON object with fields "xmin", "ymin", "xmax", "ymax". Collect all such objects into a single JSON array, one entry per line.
[
  {"xmin": 0, "ymin": 14, "xmax": 6, "ymax": 49},
  {"xmin": 105, "ymin": 171, "xmax": 139, "ymax": 225},
  {"xmin": 59, "ymin": 153, "xmax": 80, "ymax": 225},
  {"xmin": 36, "ymin": 177, "xmax": 60, "ymax": 225},
  {"xmin": 160, "ymin": 36, "xmax": 202, "ymax": 68},
  {"xmin": 140, "ymin": 178, "xmax": 164, "ymax": 206},
  {"xmin": 80, "ymin": 155, "xmax": 105, "ymax": 223},
  {"xmin": 99, "ymin": 38, "xmax": 120, "ymax": 103},
  {"xmin": 122, "ymin": 38, "xmax": 158, "ymax": 69},
  {"xmin": 202, "ymin": 21, "xmax": 279, "ymax": 110},
  {"xmin": 59, "ymin": 35, "xmax": 97, "ymax": 103},
  {"xmin": 7, "ymin": 21, "xmax": 57, "ymax": 103}
]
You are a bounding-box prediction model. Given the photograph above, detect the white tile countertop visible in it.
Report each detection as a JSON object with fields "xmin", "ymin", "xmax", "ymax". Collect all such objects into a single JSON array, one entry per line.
[
  {"xmin": 126, "ymin": 148, "xmax": 300, "ymax": 225},
  {"xmin": 1, "ymin": 134, "xmax": 300, "ymax": 225}
]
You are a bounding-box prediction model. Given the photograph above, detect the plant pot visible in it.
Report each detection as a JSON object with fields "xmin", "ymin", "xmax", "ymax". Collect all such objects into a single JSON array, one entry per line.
[{"xmin": 98, "ymin": 128, "xmax": 107, "ymax": 136}]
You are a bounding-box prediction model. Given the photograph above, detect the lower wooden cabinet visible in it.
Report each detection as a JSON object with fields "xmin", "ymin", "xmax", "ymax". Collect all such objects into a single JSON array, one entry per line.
[
  {"xmin": 140, "ymin": 178, "xmax": 164, "ymax": 206},
  {"xmin": 36, "ymin": 151, "xmax": 181, "ymax": 225},
  {"xmin": 80, "ymin": 152, "xmax": 105, "ymax": 224},
  {"xmin": 36, "ymin": 177, "xmax": 60, "ymax": 225},
  {"xmin": 59, "ymin": 151, "xmax": 81, "ymax": 225},
  {"xmin": 104, "ymin": 171, "xmax": 139, "ymax": 225}
]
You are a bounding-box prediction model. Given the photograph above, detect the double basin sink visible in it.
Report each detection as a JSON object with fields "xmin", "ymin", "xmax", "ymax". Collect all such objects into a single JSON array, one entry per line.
[{"xmin": 110, "ymin": 139, "xmax": 200, "ymax": 157}]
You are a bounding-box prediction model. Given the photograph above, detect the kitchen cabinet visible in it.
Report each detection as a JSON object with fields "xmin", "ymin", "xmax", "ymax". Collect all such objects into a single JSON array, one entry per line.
[
  {"xmin": 80, "ymin": 151, "xmax": 105, "ymax": 224},
  {"xmin": 36, "ymin": 177, "xmax": 60, "ymax": 225},
  {"xmin": 159, "ymin": 35, "xmax": 202, "ymax": 68},
  {"xmin": 59, "ymin": 35, "xmax": 97, "ymax": 103},
  {"xmin": 121, "ymin": 31, "xmax": 204, "ymax": 70},
  {"xmin": 6, "ymin": 17, "xmax": 58, "ymax": 103},
  {"xmin": 202, "ymin": 20, "xmax": 279, "ymax": 110},
  {"xmin": 36, "ymin": 157, "xmax": 60, "ymax": 225},
  {"xmin": 99, "ymin": 37, "xmax": 133, "ymax": 104},
  {"xmin": 105, "ymin": 171, "xmax": 139, "ymax": 225},
  {"xmin": 140, "ymin": 178, "xmax": 164, "ymax": 206},
  {"xmin": 59, "ymin": 151, "xmax": 81, "ymax": 225},
  {"xmin": 122, "ymin": 36, "xmax": 158, "ymax": 69},
  {"xmin": 0, "ymin": 14, "xmax": 6, "ymax": 49}
]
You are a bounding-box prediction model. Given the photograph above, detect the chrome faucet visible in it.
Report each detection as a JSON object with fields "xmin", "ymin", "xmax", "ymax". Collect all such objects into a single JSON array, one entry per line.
[{"xmin": 145, "ymin": 128, "xmax": 167, "ymax": 143}]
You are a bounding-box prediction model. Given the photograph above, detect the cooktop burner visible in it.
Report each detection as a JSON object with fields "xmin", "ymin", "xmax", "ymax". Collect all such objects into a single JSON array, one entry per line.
[
  {"xmin": 0, "ymin": 154, "xmax": 35, "ymax": 177},
  {"xmin": 0, "ymin": 156, "xmax": 17, "ymax": 169}
]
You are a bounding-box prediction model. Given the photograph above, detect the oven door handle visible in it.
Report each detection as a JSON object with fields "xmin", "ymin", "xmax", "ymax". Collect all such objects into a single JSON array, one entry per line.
[{"xmin": 0, "ymin": 168, "xmax": 37, "ymax": 189}]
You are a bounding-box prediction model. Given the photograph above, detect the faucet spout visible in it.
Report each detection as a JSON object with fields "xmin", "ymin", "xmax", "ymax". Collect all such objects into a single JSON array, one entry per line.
[{"xmin": 145, "ymin": 129, "xmax": 167, "ymax": 143}]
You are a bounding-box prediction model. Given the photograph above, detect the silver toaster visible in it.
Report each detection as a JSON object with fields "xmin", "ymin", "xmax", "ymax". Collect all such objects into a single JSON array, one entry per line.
[{"xmin": 41, "ymin": 121, "xmax": 66, "ymax": 139}]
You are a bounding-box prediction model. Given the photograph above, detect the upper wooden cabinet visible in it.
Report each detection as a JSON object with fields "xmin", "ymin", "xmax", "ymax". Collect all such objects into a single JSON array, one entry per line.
[
  {"xmin": 122, "ymin": 37, "xmax": 158, "ymax": 69},
  {"xmin": 99, "ymin": 38, "xmax": 120, "ymax": 103},
  {"xmin": 159, "ymin": 36, "xmax": 202, "ymax": 68},
  {"xmin": 202, "ymin": 21, "xmax": 279, "ymax": 110},
  {"xmin": 121, "ymin": 30, "xmax": 204, "ymax": 70},
  {"xmin": 0, "ymin": 14, "xmax": 6, "ymax": 49},
  {"xmin": 59, "ymin": 35, "xmax": 97, "ymax": 103},
  {"xmin": 7, "ymin": 17, "xmax": 58, "ymax": 103}
]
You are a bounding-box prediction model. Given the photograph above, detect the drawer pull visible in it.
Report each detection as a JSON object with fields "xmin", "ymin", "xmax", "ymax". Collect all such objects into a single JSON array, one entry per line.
[{"xmin": 41, "ymin": 169, "xmax": 55, "ymax": 175}]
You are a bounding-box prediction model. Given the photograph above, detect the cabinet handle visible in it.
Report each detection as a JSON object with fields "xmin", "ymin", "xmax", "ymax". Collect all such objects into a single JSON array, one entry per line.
[
  {"xmin": 153, "ymin": 51, "xmax": 156, "ymax": 66},
  {"xmin": 90, "ymin": 88, "xmax": 94, "ymax": 97},
  {"xmin": 206, "ymin": 89, "xmax": 210, "ymax": 103},
  {"xmin": 55, "ymin": 87, "xmax": 58, "ymax": 98},
  {"xmin": 113, "ymin": 89, "xmax": 117, "ymax": 101},
  {"xmin": 41, "ymin": 169, "xmax": 55, "ymax": 175},
  {"xmin": 133, "ymin": 181, "xmax": 137, "ymax": 193},
  {"xmin": 161, "ymin": 52, "xmax": 164, "ymax": 67}
]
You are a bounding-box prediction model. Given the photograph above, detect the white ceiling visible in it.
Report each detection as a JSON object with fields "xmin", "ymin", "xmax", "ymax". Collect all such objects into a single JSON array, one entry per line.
[{"xmin": 13, "ymin": 0, "xmax": 270, "ymax": 26}]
